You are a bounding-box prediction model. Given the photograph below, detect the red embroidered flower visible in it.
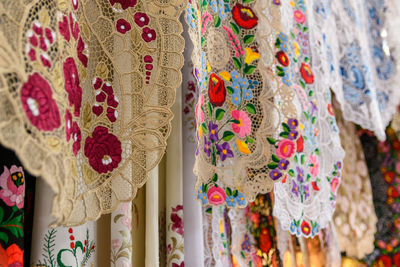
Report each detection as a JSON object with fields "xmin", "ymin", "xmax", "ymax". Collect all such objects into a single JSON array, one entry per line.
[
  {"xmin": 376, "ymin": 255, "xmax": 392, "ymax": 267},
  {"xmin": 107, "ymin": 107, "xmax": 118, "ymax": 122},
  {"xmin": 77, "ymin": 37, "xmax": 88, "ymax": 67},
  {"xmin": 65, "ymin": 109, "xmax": 73, "ymax": 141},
  {"xmin": 84, "ymin": 126, "xmax": 122, "ymax": 174},
  {"xmin": 384, "ymin": 171, "xmax": 395, "ymax": 184},
  {"xmin": 393, "ymin": 253, "xmax": 400, "ymax": 267},
  {"xmin": 327, "ymin": 103, "xmax": 334, "ymax": 116},
  {"xmin": 72, "ymin": 121, "xmax": 81, "ymax": 155},
  {"xmin": 172, "ymin": 263, "xmax": 184, "ymax": 267},
  {"xmin": 116, "ymin": 19, "xmax": 131, "ymax": 34},
  {"xmin": 208, "ymin": 73, "xmax": 226, "ymax": 107},
  {"xmin": 300, "ymin": 63, "xmax": 314, "ymax": 84},
  {"xmin": 109, "ymin": 0, "xmax": 137, "ymax": 10},
  {"xmin": 92, "ymin": 104, "xmax": 103, "ymax": 116},
  {"xmin": 107, "ymin": 94, "xmax": 119, "ymax": 108},
  {"xmin": 63, "ymin": 57, "xmax": 82, "ymax": 116},
  {"xmin": 296, "ymin": 135, "xmax": 304, "ymax": 152},
  {"xmin": 134, "ymin": 12, "xmax": 149, "ymax": 27},
  {"xmin": 59, "ymin": 15, "xmax": 70, "ymax": 42},
  {"xmin": 300, "ymin": 221, "xmax": 311, "ymax": 236},
  {"xmin": 20, "ymin": 73, "xmax": 61, "ymax": 131},
  {"xmin": 259, "ymin": 227, "xmax": 272, "ymax": 253},
  {"xmin": 393, "ymin": 140, "xmax": 400, "ymax": 151},
  {"xmin": 312, "ymin": 181, "xmax": 320, "ymax": 191},
  {"xmin": 276, "ymin": 51, "xmax": 289, "ymax": 67},
  {"xmin": 142, "ymin": 27, "xmax": 156, "ymax": 42},
  {"xmin": 387, "ymin": 185, "xmax": 399, "ymax": 198},
  {"xmin": 72, "ymin": 0, "xmax": 79, "ymax": 10},
  {"xmin": 231, "ymin": 3, "xmax": 258, "ymax": 29},
  {"xmin": 171, "ymin": 212, "xmax": 184, "ymax": 235},
  {"xmin": 6, "ymin": 244, "xmax": 23, "ymax": 266}
]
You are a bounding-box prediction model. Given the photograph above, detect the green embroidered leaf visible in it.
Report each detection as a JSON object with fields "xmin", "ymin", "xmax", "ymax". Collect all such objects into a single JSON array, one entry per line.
[
  {"xmin": 280, "ymin": 132, "xmax": 289, "ymax": 138},
  {"xmin": 246, "ymin": 136, "xmax": 254, "ymax": 144},
  {"xmin": 303, "ymin": 111, "xmax": 310, "ymax": 120},
  {"xmin": 304, "ymin": 56, "xmax": 309, "ymax": 63},
  {"xmin": 57, "ymin": 249, "xmax": 73, "ymax": 267},
  {"xmin": 268, "ymin": 162, "xmax": 278, "ymax": 169},
  {"xmin": 233, "ymin": 190, "xmax": 238, "ymax": 197},
  {"xmin": 212, "ymin": 173, "xmax": 218, "ymax": 182},
  {"xmin": 245, "ymin": 103, "xmax": 256, "ymax": 114},
  {"xmin": 307, "ymin": 174, "xmax": 311, "ymax": 182},
  {"xmin": 312, "ymin": 116, "xmax": 317, "ymax": 124},
  {"xmin": 214, "ymin": 16, "xmax": 221, "ymax": 27},
  {"xmin": 315, "ymin": 148, "xmax": 320, "ymax": 156},
  {"xmin": 216, "ymin": 109, "xmax": 226, "ymax": 120},
  {"xmin": 288, "ymin": 169, "xmax": 295, "ymax": 177},
  {"xmin": 233, "ymin": 57, "xmax": 242, "ymax": 70},
  {"xmin": 201, "ymin": 122, "xmax": 207, "ymax": 134},
  {"xmin": 226, "ymin": 187, "xmax": 232, "ymax": 196},
  {"xmin": 272, "ymin": 154, "xmax": 280, "ymax": 163},
  {"xmin": 244, "ymin": 34, "xmax": 255, "ymax": 44},
  {"xmin": 294, "ymin": 155, "xmax": 298, "ymax": 163},
  {"xmin": 275, "ymin": 38, "xmax": 281, "ymax": 47},
  {"xmin": 222, "ymin": 131, "xmax": 235, "ymax": 141},
  {"xmin": 276, "ymin": 65, "xmax": 284, "ymax": 71},
  {"xmin": 309, "ymin": 90, "xmax": 314, "ymax": 97},
  {"xmin": 243, "ymin": 0, "xmax": 255, "ymax": 3},
  {"xmin": 201, "ymin": 36, "xmax": 205, "ymax": 48},
  {"xmin": 230, "ymin": 22, "xmax": 240, "ymax": 35},
  {"xmin": 290, "ymin": 32, "xmax": 296, "ymax": 39},
  {"xmin": 267, "ymin": 137, "xmax": 276, "ymax": 145},
  {"xmin": 241, "ymin": 250, "xmax": 246, "ymax": 259},
  {"xmin": 303, "ymin": 26, "xmax": 309, "ymax": 32},
  {"xmin": 230, "ymin": 119, "xmax": 241, "ymax": 124},
  {"xmin": 208, "ymin": 102, "xmax": 213, "ymax": 116},
  {"xmin": 277, "ymin": 71, "xmax": 285, "ymax": 77},
  {"xmin": 282, "ymin": 122, "xmax": 290, "ymax": 132},
  {"xmin": 293, "ymin": 57, "xmax": 298, "ymax": 63},
  {"xmin": 0, "ymin": 207, "xmax": 3, "ymax": 222},
  {"xmin": 0, "ymin": 232, "xmax": 7, "ymax": 244},
  {"xmin": 206, "ymin": 207, "xmax": 212, "ymax": 213},
  {"xmin": 113, "ymin": 214, "xmax": 124, "ymax": 224},
  {"xmin": 300, "ymin": 80, "xmax": 306, "ymax": 89},
  {"xmin": 301, "ymin": 154, "xmax": 305, "ymax": 165},
  {"xmin": 227, "ymin": 86, "xmax": 234, "ymax": 94},
  {"xmin": 223, "ymin": 0, "xmax": 229, "ymax": 2},
  {"xmin": 244, "ymin": 64, "xmax": 256, "ymax": 74}
]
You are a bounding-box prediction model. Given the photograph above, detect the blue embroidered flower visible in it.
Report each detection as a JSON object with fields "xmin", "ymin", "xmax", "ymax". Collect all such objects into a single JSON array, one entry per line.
[
  {"xmin": 289, "ymin": 221, "xmax": 298, "ymax": 235},
  {"xmin": 226, "ymin": 195, "xmax": 236, "ymax": 207},
  {"xmin": 278, "ymin": 32, "xmax": 288, "ymax": 42},
  {"xmin": 342, "ymin": 84, "xmax": 364, "ymax": 104},
  {"xmin": 311, "ymin": 223, "xmax": 320, "ymax": 236},
  {"xmin": 218, "ymin": 0, "xmax": 230, "ymax": 20},
  {"xmin": 242, "ymin": 89, "xmax": 253, "ymax": 100},
  {"xmin": 377, "ymin": 91, "xmax": 389, "ymax": 111},
  {"xmin": 236, "ymin": 192, "xmax": 246, "ymax": 206},
  {"xmin": 232, "ymin": 90, "xmax": 241, "ymax": 106},
  {"xmin": 248, "ymin": 79, "xmax": 259, "ymax": 89},
  {"xmin": 231, "ymin": 70, "xmax": 241, "ymax": 83},
  {"xmin": 197, "ymin": 188, "xmax": 207, "ymax": 204},
  {"xmin": 186, "ymin": 4, "xmax": 196, "ymax": 28},
  {"xmin": 282, "ymin": 74, "xmax": 292, "ymax": 86},
  {"xmin": 209, "ymin": 0, "xmax": 218, "ymax": 13},
  {"xmin": 373, "ymin": 46, "xmax": 395, "ymax": 80},
  {"xmin": 280, "ymin": 42, "xmax": 289, "ymax": 52}
]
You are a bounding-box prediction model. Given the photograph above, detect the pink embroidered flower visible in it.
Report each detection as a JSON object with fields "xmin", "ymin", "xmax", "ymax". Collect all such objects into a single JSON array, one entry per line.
[
  {"xmin": 116, "ymin": 19, "xmax": 131, "ymax": 34},
  {"xmin": 109, "ymin": 0, "xmax": 137, "ymax": 10},
  {"xmin": 111, "ymin": 239, "xmax": 121, "ymax": 250},
  {"xmin": 121, "ymin": 215, "xmax": 132, "ymax": 231},
  {"xmin": 142, "ymin": 27, "xmax": 156, "ymax": 42},
  {"xmin": 331, "ymin": 177, "xmax": 339, "ymax": 193},
  {"xmin": 63, "ymin": 57, "xmax": 82, "ymax": 117},
  {"xmin": 171, "ymin": 212, "xmax": 184, "ymax": 235},
  {"xmin": 294, "ymin": 10, "xmax": 306, "ymax": 24},
  {"xmin": 309, "ymin": 155, "xmax": 319, "ymax": 177},
  {"xmin": 231, "ymin": 110, "xmax": 251, "ymax": 137},
  {"xmin": 134, "ymin": 12, "xmax": 150, "ymax": 27},
  {"xmin": 378, "ymin": 141, "xmax": 390, "ymax": 153},
  {"xmin": 275, "ymin": 139, "xmax": 295, "ymax": 159},
  {"xmin": 207, "ymin": 186, "xmax": 226, "ymax": 205},
  {"xmin": 195, "ymin": 94, "xmax": 204, "ymax": 124},
  {"xmin": 65, "ymin": 109, "xmax": 73, "ymax": 141},
  {"xmin": 72, "ymin": 121, "xmax": 81, "ymax": 155},
  {"xmin": 84, "ymin": 126, "xmax": 122, "ymax": 174},
  {"xmin": 0, "ymin": 166, "xmax": 25, "ymax": 209},
  {"xmin": 21, "ymin": 73, "xmax": 61, "ymax": 131}
]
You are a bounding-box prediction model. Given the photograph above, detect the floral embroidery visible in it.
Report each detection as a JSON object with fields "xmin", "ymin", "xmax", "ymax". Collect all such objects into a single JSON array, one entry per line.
[
  {"xmin": 36, "ymin": 228, "xmax": 96, "ymax": 267},
  {"xmin": 231, "ymin": 4, "xmax": 258, "ymax": 29},
  {"xmin": 167, "ymin": 205, "xmax": 184, "ymax": 267},
  {"xmin": 84, "ymin": 126, "xmax": 122, "ymax": 174},
  {"xmin": 25, "ymin": 22, "xmax": 55, "ymax": 68},
  {"xmin": 109, "ymin": 0, "xmax": 137, "ymax": 10},
  {"xmin": 20, "ymin": 73, "xmax": 61, "ymax": 131},
  {"xmin": 0, "ymin": 166, "xmax": 25, "ymax": 209},
  {"xmin": 116, "ymin": 19, "xmax": 131, "ymax": 34},
  {"xmin": 63, "ymin": 57, "xmax": 83, "ymax": 117}
]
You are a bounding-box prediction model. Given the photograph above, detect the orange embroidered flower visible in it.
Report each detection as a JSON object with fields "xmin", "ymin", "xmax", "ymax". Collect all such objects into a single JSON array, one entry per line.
[{"xmin": 6, "ymin": 244, "xmax": 23, "ymax": 266}]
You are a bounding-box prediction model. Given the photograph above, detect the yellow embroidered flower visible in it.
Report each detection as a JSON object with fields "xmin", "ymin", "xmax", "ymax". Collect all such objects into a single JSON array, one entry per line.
[
  {"xmin": 290, "ymin": 1, "xmax": 295, "ymax": 7},
  {"xmin": 236, "ymin": 139, "xmax": 251, "ymax": 154},
  {"xmin": 207, "ymin": 61, "xmax": 211, "ymax": 72},
  {"xmin": 219, "ymin": 71, "xmax": 231, "ymax": 81},
  {"xmin": 244, "ymin": 47, "xmax": 260, "ymax": 64},
  {"xmin": 294, "ymin": 41, "xmax": 300, "ymax": 57},
  {"xmin": 299, "ymin": 123, "xmax": 304, "ymax": 131},
  {"xmin": 198, "ymin": 126, "xmax": 202, "ymax": 138}
]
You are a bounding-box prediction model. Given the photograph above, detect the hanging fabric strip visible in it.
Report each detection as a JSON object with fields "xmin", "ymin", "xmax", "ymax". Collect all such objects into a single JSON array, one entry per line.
[
  {"xmin": 360, "ymin": 124, "xmax": 400, "ymax": 266},
  {"xmin": 211, "ymin": 206, "xmax": 232, "ymax": 267},
  {"xmin": 203, "ymin": 207, "xmax": 216, "ymax": 267},
  {"xmin": 110, "ymin": 202, "xmax": 132, "ymax": 267},
  {"xmin": 273, "ymin": 0, "xmax": 344, "ymax": 238},
  {"xmin": 0, "ymin": 0, "xmax": 185, "ymax": 226},
  {"xmin": 185, "ymin": 0, "xmax": 300, "ymax": 208},
  {"xmin": 181, "ymin": 17, "xmax": 205, "ymax": 267},
  {"xmin": 30, "ymin": 178, "xmax": 97, "ymax": 267},
  {"xmin": 313, "ymin": 0, "xmax": 400, "ymax": 140},
  {"xmin": 333, "ymin": 102, "xmax": 377, "ymax": 259}
]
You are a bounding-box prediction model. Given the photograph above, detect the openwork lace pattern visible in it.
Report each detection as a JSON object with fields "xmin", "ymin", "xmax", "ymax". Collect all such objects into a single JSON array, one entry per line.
[
  {"xmin": 320, "ymin": 0, "xmax": 400, "ymax": 140},
  {"xmin": 185, "ymin": 0, "xmax": 299, "ymax": 208},
  {"xmin": 0, "ymin": 0, "xmax": 185, "ymax": 226},
  {"xmin": 333, "ymin": 106, "xmax": 377, "ymax": 259},
  {"xmin": 273, "ymin": 0, "xmax": 344, "ymax": 238}
]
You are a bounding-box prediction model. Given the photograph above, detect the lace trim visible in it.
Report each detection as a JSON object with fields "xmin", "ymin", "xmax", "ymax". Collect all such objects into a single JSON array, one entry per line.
[
  {"xmin": 333, "ymin": 105, "xmax": 377, "ymax": 259},
  {"xmin": 0, "ymin": 0, "xmax": 185, "ymax": 226},
  {"xmin": 186, "ymin": 0, "xmax": 299, "ymax": 208},
  {"xmin": 273, "ymin": 0, "xmax": 345, "ymax": 238}
]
